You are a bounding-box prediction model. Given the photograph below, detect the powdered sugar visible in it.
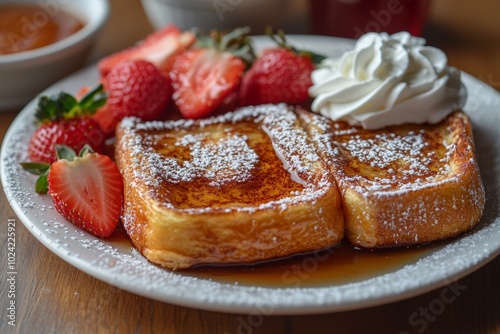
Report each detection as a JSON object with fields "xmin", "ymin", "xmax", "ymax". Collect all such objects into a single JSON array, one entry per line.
[
  {"xmin": 344, "ymin": 133, "xmax": 431, "ymax": 172},
  {"xmin": 151, "ymin": 133, "xmax": 258, "ymax": 187},
  {"xmin": 117, "ymin": 104, "xmax": 332, "ymax": 215},
  {"xmin": 301, "ymin": 111, "xmax": 464, "ymax": 195}
]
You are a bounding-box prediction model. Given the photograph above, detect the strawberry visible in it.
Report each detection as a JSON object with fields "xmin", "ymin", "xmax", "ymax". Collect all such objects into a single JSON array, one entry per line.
[
  {"xmin": 105, "ymin": 59, "xmax": 171, "ymax": 125},
  {"xmin": 76, "ymin": 86, "xmax": 92, "ymax": 99},
  {"xmin": 170, "ymin": 27, "xmax": 254, "ymax": 119},
  {"xmin": 92, "ymin": 104, "xmax": 117, "ymax": 139},
  {"xmin": 239, "ymin": 29, "xmax": 324, "ymax": 106},
  {"xmin": 98, "ymin": 25, "xmax": 195, "ymax": 79},
  {"xmin": 77, "ymin": 87, "xmax": 118, "ymax": 139},
  {"xmin": 28, "ymin": 85, "xmax": 107, "ymax": 164},
  {"xmin": 22, "ymin": 145, "xmax": 123, "ymax": 238}
]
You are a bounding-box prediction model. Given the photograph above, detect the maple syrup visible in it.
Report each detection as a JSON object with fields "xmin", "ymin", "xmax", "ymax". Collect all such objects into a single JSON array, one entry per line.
[
  {"xmin": 107, "ymin": 228, "xmax": 438, "ymax": 288},
  {"xmin": 0, "ymin": 4, "xmax": 84, "ymax": 55},
  {"xmin": 184, "ymin": 241, "xmax": 437, "ymax": 288}
]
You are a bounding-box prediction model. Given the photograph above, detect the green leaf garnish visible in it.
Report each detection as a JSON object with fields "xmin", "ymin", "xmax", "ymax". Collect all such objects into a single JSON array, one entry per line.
[
  {"xmin": 35, "ymin": 84, "xmax": 107, "ymax": 125},
  {"xmin": 59, "ymin": 93, "xmax": 79, "ymax": 113},
  {"xmin": 55, "ymin": 145, "xmax": 77, "ymax": 162},
  {"xmin": 21, "ymin": 162, "xmax": 51, "ymax": 194},
  {"xmin": 20, "ymin": 145, "xmax": 98, "ymax": 195},
  {"xmin": 78, "ymin": 144, "xmax": 94, "ymax": 157},
  {"xmin": 80, "ymin": 84, "xmax": 107, "ymax": 112},
  {"xmin": 35, "ymin": 174, "xmax": 49, "ymax": 194},
  {"xmin": 19, "ymin": 162, "xmax": 51, "ymax": 175},
  {"xmin": 55, "ymin": 144, "xmax": 95, "ymax": 161}
]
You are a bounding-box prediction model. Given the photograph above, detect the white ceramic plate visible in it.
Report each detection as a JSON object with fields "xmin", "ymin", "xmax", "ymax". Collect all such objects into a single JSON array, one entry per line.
[{"xmin": 2, "ymin": 36, "xmax": 500, "ymax": 315}]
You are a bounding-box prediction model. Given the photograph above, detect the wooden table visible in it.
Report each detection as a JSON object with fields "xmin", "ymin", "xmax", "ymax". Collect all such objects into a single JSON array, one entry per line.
[{"xmin": 1, "ymin": 0, "xmax": 499, "ymax": 333}]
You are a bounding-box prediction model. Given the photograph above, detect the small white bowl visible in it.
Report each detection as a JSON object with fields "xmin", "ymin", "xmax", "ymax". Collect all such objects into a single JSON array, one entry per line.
[
  {"xmin": 0, "ymin": 0, "xmax": 109, "ymax": 111},
  {"xmin": 141, "ymin": 0, "xmax": 288, "ymax": 33}
]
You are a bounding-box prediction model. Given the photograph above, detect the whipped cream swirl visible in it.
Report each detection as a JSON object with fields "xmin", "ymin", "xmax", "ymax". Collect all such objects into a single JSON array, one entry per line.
[{"xmin": 309, "ymin": 32, "xmax": 467, "ymax": 129}]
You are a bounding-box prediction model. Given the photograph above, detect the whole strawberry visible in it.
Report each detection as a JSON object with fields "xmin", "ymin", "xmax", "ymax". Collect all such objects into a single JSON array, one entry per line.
[
  {"xmin": 106, "ymin": 59, "xmax": 171, "ymax": 125},
  {"xmin": 22, "ymin": 145, "xmax": 123, "ymax": 238},
  {"xmin": 239, "ymin": 29, "xmax": 323, "ymax": 106},
  {"xmin": 28, "ymin": 85, "xmax": 107, "ymax": 164}
]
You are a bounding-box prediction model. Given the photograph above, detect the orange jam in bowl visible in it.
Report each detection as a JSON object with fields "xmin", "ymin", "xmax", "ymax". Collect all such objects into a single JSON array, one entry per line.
[{"xmin": 0, "ymin": 4, "xmax": 84, "ymax": 55}]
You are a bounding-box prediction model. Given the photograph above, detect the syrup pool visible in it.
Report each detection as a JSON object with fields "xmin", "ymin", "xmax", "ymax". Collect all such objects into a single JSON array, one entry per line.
[
  {"xmin": 184, "ymin": 241, "xmax": 438, "ymax": 288},
  {"xmin": 107, "ymin": 228, "xmax": 440, "ymax": 288}
]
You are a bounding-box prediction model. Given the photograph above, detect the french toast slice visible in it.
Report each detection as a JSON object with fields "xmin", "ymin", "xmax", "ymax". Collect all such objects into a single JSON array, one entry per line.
[
  {"xmin": 115, "ymin": 104, "xmax": 344, "ymax": 269},
  {"xmin": 298, "ymin": 109, "xmax": 485, "ymax": 248}
]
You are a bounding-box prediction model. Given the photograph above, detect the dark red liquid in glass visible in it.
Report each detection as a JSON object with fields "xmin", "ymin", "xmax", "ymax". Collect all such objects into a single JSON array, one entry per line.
[{"xmin": 310, "ymin": 0, "xmax": 430, "ymax": 38}]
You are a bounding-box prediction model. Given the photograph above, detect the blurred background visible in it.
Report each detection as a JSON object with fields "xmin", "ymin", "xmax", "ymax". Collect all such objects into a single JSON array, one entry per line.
[{"xmin": 93, "ymin": 0, "xmax": 500, "ymax": 92}]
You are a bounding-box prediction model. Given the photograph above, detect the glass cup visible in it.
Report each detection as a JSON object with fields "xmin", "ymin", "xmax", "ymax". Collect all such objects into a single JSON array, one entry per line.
[{"xmin": 310, "ymin": 0, "xmax": 431, "ymax": 38}]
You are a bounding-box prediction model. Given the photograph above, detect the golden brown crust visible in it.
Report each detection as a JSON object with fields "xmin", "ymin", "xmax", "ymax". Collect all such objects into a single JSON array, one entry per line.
[
  {"xmin": 298, "ymin": 110, "xmax": 485, "ymax": 248},
  {"xmin": 115, "ymin": 105, "xmax": 344, "ymax": 269}
]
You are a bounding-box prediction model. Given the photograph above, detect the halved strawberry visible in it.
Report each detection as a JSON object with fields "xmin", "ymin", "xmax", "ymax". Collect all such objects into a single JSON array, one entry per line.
[
  {"xmin": 48, "ymin": 147, "xmax": 123, "ymax": 238},
  {"xmin": 98, "ymin": 25, "xmax": 195, "ymax": 79},
  {"xmin": 170, "ymin": 27, "xmax": 254, "ymax": 119},
  {"xmin": 170, "ymin": 49, "xmax": 245, "ymax": 119},
  {"xmin": 22, "ymin": 146, "xmax": 124, "ymax": 238}
]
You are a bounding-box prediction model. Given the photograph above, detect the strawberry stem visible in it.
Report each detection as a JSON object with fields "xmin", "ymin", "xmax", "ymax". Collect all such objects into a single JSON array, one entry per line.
[
  {"xmin": 55, "ymin": 144, "xmax": 94, "ymax": 161},
  {"xmin": 20, "ymin": 145, "xmax": 96, "ymax": 195},
  {"xmin": 80, "ymin": 84, "xmax": 108, "ymax": 112},
  {"xmin": 78, "ymin": 145, "xmax": 94, "ymax": 157},
  {"xmin": 220, "ymin": 27, "xmax": 250, "ymax": 50},
  {"xmin": 20, "ymin": 162, "xmax": 51, "ymax": 194},
  {"xmin": 55, "ymin": 145, "xmax": 77, "ymax": 162},
  {"xmin": 35, "ymin": 84, "xmax": 107, "ymax": 125},
  {"xmin": 265, "ymin": 27, "xmax": 327, "ymax": 66},
  {"xmin": 265, "ymin": 27, "xmax": 289, "ymax": 50},
  {"xmin": 35, "ymin": 174, "xmax": 49, "ymax": 194},
  {"xmin": 20, "ymin": 162, "xmax": 50, "ymax": 175},
  {"xmin": 195, "ymin": 27, "xmax": 255, "ymax": 68}
]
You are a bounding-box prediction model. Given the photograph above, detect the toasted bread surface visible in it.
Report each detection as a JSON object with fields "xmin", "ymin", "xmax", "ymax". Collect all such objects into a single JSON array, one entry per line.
[
  {"xmin": 299, "ymin": 110, "xmax": 485, "ymax": 247},
  {"xmin": 115, "ymin": 105, "xmax": 344, "ymax": 269}
]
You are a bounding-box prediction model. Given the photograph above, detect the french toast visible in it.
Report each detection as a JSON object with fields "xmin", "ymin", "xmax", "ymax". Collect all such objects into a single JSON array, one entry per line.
[
  {"xmin": 298, "ymin": 109, "xmax": 486, "ymax": 248},
  {"xmin": 115, "ymin": 104, "xmax": 344, "ymax": 269}
]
